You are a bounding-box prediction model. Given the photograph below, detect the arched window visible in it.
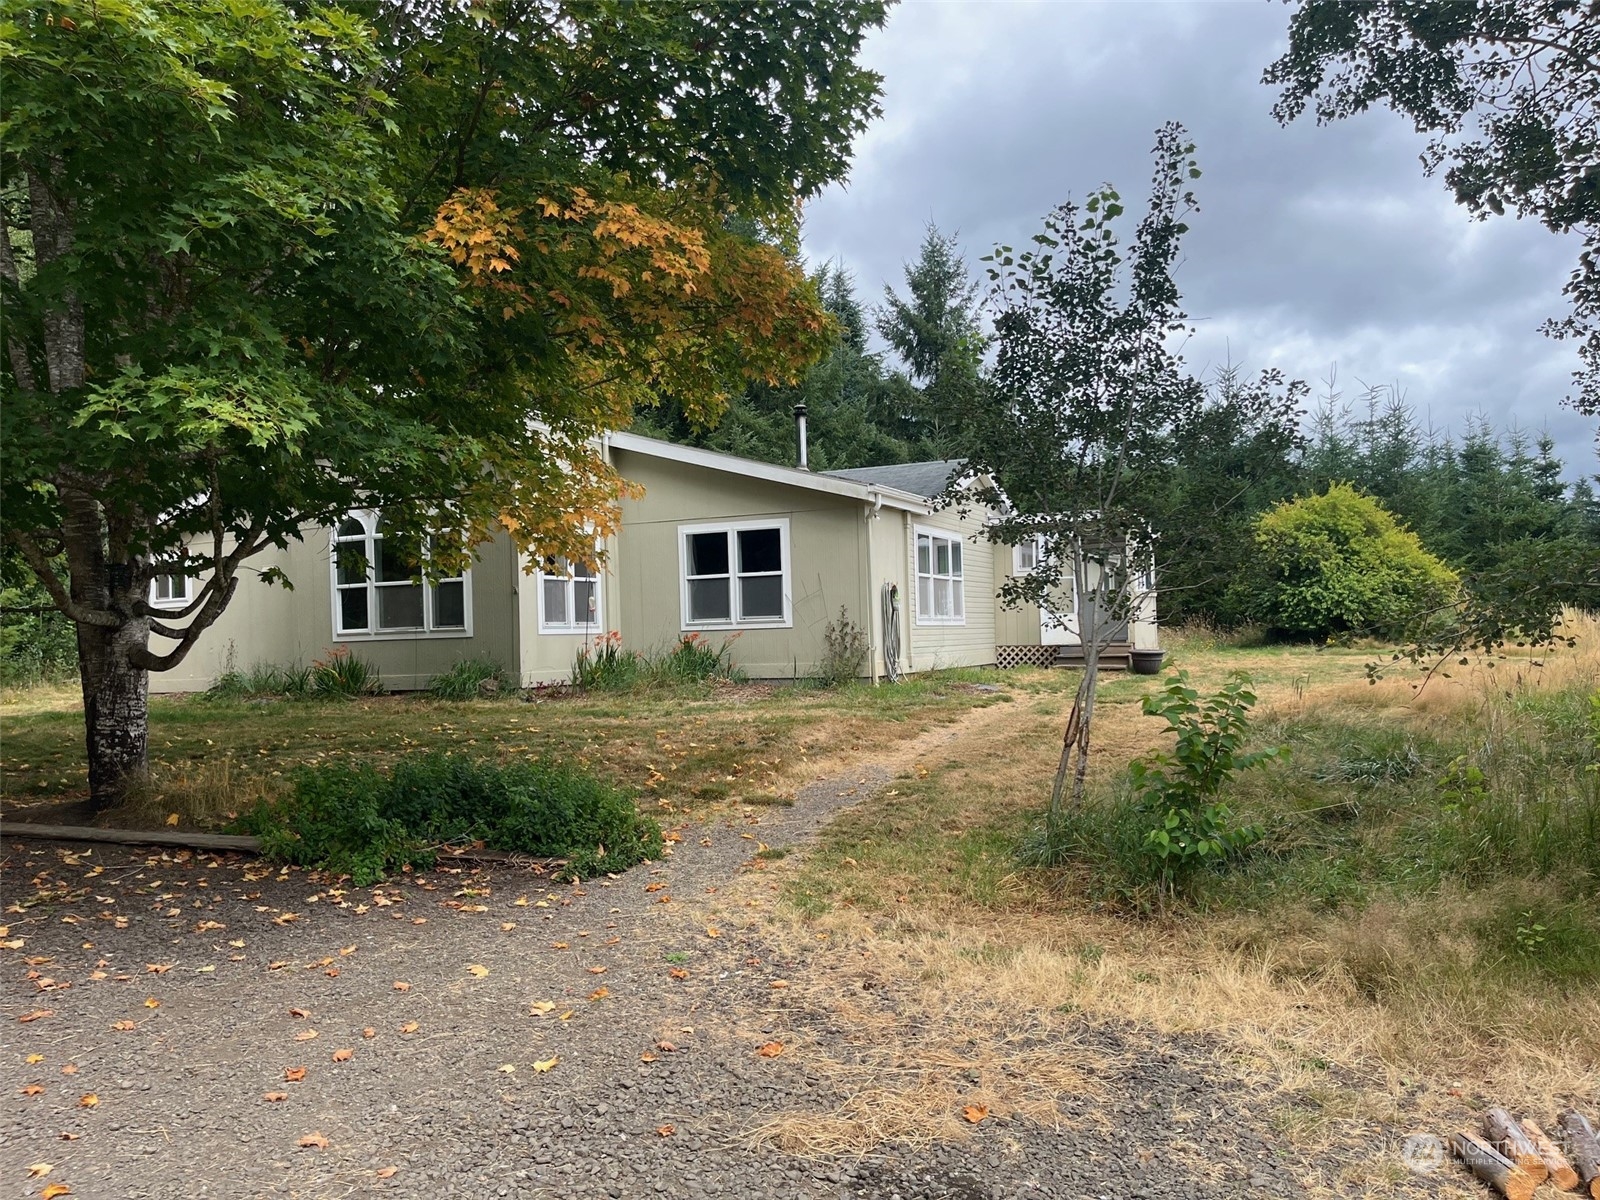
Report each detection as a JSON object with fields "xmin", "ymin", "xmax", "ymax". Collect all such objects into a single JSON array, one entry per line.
[{"xmin": 332, "ymin": 511, "xmax": 470, "ymax": 636}]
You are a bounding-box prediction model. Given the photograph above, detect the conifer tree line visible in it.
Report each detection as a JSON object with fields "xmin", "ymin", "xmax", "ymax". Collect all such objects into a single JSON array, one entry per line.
[{"xmin": 640, "ymin": 225, "xmax": 1600, "ymax": 633}]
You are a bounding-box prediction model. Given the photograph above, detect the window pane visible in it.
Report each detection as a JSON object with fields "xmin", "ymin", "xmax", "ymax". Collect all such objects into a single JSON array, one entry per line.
[
  {"xmin": 687, "ymin": 531, "xmax": 729, "ymax": 577},
  {"xmin": 740, "ymin": 575, "xmax": 784, "ymax": 620},
  {"xmin": 935, "ymin": 577, "xmax": 952, "ymax": 618},
  {"xmin": 737, "ymin": 527, "xmax": 782, "ymax": 574},
  {"xmin": 918, "ymin": 577, "xmax": 932, "ymax": 617},
  {"xmin": 336, "ymin": 545, "xmax": 368, "ymax": 586},
  {"xmin": 935, "ymin": 539, "xmax": 951, "ymax": 576},
  {"xmin": 377, "ymin": 583, "xmax": 424, "ymax": 629},
  {"xmin": 688, "ymin": 578, "xmax": 731, "ymax": 622},
  {"xmin": 339, "ymin": 587, "xmax": 369, "ymax": 632},
  {"xmin": 543, "ymin": 576, "xmax": 568, "ymax": 626},
  {"xmin": 573, "ymin": 560, "xmax": 596, "ymax": 580},
  {"xmin": 953, "ymin": 582, "xmax": 965, "ymax": 619},
  {"xmin": 376, "ymin": 535, "xmax": 421, "ymax": 584},
  {"xmin": 573, "ymin": 580, "xmax": 597, "ymax": 625},
  {"xmin": 337, "ymin": 517, "xmax": 365, "ymax": 539},
  {"xmin": 950, "ymin": 540, "xmax": 962, "ymax": 576},
  {"xmin": 917, "ymin": 536, "xmax": 930, "ymax": 575},
  {"xmin": 434, "ymin": 581, "xmax": 465, "ymax": 629}
]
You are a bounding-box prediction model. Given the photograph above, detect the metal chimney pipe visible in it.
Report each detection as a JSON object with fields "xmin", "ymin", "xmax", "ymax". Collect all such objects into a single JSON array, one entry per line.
[{"xmin": 794, "ymin": 403, "xmax": 809, "ymax": 470}]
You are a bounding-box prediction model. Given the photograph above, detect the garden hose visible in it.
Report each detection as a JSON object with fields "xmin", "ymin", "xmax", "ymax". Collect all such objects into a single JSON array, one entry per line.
[{"xmin": 881, "ymin": 581, "xmax": 902, "ymax": 683}]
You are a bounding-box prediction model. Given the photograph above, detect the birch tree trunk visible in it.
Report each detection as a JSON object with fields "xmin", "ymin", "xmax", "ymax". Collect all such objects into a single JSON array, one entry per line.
[{"xmin": 76, "ymin": 617, "xmax": 152, "ymax": 807}]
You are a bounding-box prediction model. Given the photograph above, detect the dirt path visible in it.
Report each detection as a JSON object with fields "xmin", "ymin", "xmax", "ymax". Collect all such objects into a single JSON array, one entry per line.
[{"xmin": 3, "ymin": 699, "xmax": 1306, "ymax": 1200}]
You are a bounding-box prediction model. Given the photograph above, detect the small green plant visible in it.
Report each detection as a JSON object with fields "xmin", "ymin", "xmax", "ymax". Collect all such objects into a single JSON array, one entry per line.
[
  {"xmin": 573, "ymin": 631, "xmax": 642, "ymax": 691},
  {"xmin": 1513, "ymin": 910, "xmax": 1548, "ymax": 957},
  {"xmin": 232, "ymin": 751, "xmax": 661, "ymax": 885},
  {"xmin": 427, "ymin": 655, "xmax": 513, "ymax": 700},
  {"xmin": 208, "ymin": 660, "xmax": 312, "ymax": 700},
  {"xmin": 310, "ymin": 646, "xmax": 384, "ymax": 697},
  {"xmin": 818, "ymin": 606, "xmax": 868, "ymax": 686},
  {"xmin": 652, "ymin": 631, "xmax": 739, "ymax": 683},
  {"xmin": 1131, "ymin": 670, "xmax": 1284, "ymax": 898}
]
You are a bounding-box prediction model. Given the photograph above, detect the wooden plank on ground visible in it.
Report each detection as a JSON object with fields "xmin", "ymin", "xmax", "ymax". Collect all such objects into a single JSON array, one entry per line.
[{"xmin": 1, "ymin": 822, "xmax": 260, "ymax": 851}]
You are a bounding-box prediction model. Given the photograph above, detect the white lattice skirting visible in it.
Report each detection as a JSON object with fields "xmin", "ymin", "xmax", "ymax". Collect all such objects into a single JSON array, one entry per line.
[{"xmin": 996, "ymin": 645, "xmax": 1059, "ymax": 670}]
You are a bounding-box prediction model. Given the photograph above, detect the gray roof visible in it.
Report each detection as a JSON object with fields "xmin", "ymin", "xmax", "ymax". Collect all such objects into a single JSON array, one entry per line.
[{"xmin": 824, "ymin": 459, "xmax": 965, "ymax": 499}]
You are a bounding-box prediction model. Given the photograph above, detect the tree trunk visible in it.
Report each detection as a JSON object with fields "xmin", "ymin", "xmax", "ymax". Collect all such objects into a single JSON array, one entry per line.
[{"xmin": 76, "ymin": 616, "xmax": 151, "ymax": 810}]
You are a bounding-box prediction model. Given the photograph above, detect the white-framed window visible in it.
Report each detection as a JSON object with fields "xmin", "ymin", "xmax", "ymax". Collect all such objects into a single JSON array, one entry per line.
[
  {"xmin": 331, "ymin": 510, "xmax": 471, "ymax": 638},
  {"xmin": 1013, "ymin": 536, "xmax": 1041, "ymax": 575},
  {"xmin": 539, "ymin": 557, "xmax": 601, "ymax": 633},
  {"xmin": 679, "ymin": 519, "xmax": 791, "ymax": 629},
  {"xmin": 149, "ymin": 571, "xmax": 193, "ymax": 609},
  {"xmin": 915, "ymin": 527, "xmax": 965, "ymax": 625}
]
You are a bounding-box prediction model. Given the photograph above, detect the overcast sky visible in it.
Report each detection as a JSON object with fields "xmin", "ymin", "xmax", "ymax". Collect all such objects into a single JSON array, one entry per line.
[{"xmin": 800, "ymin": 0, "xmax": 1599, "ymax": 473}]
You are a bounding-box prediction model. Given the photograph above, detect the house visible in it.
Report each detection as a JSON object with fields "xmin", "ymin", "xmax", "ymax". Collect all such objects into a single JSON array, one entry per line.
[{"xmin": 148, "ymin": 430, "xmax": 1158, "ymax": 693}]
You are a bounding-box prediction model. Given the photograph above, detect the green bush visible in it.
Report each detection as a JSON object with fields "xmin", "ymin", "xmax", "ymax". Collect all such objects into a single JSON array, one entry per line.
[
  {"xmin": 573, "ymin": 632, "xmax": 642, "ymax": 691},
  {"xmin": 651, "ymin": 631, "xmax": 739, "ymax": 683},
  {"xmin": 818, "ymin": 606, "xmax": 868, "ymax": 686},
  {"xmin": 233, "ymin": 752, "xmax": 662, "ymax": 884},
  {"xmin": 427, "ymin": 655, "xmax": 514, "ymax": 700},
  {"xmin": 573, "ymin": 631, "xmax": 740, "ymax": 692},
  {"xmin": 310, "ymin": 646, "xmax": 384, "ymax": 696},
  {"xmin": 1237, "ymin": 483, "xmax": 1458, "ymax": 640},
  {"xmin": 0, "ymin": 555, "xmax": 78, "ymax": 685},
  {"xmin": 208, "ymin": 660, "xmax": 312, "ymax": 700}
]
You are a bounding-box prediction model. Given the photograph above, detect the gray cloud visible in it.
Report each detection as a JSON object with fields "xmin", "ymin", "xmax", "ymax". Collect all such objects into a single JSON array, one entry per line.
[{"xmin": 801, "ymin": 0, "xmax": 1597, "ymax": 470}]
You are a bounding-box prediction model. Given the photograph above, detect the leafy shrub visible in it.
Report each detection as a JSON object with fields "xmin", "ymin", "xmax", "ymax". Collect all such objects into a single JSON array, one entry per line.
[
  {"xmin": 573, "ymin": 631, "xmax": 642, "ymax": 691},
  {"xmin": 652, "ymin": 631, "xmax": 739, "ymax": 683},
  {"xmin": 427, "ymin": 655, "xmax": 514, "ymax": 700},
  {"xmin": 233, "ymin": 752, "xmax": 662, "ymax": 884},
  {"xmin": 1237, "ymin": 483, "xmax": 1458, "ymax": 639},
  {"xmin": 310, "ymin": 646, "xmax": 384, "ymax": 697},
  {"xmin": 1131, "ymin": 671, "xmax": 1283, "ymax": 897},
  {"xmin": 818, "ymin": 606, "xmax": 868, "ymax": 686},
  {"xmin": 208, "ymin": 660, "xmax": 312, "ymax": 700},
  {"xmin": 0, "ymin": 555, "xmax": 78, "ymax": 685}
]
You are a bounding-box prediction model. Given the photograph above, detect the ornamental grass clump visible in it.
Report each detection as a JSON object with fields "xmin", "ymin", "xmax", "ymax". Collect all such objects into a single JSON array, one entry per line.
[{"xmin": 233, "ymin": 752, "xmax": 661, "ymax": 885}]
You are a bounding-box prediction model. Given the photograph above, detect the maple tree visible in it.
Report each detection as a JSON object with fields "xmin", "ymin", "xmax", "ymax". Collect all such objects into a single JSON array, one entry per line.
[{"xmin": 1, "ymin": 0, "xmax": 884, "ymax": 805}]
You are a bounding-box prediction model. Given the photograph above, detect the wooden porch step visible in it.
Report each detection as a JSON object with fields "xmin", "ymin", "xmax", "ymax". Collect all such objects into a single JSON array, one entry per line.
[{"xmin": 1051, "ymin": 643, "xmax": 1134, "ymax": 671}]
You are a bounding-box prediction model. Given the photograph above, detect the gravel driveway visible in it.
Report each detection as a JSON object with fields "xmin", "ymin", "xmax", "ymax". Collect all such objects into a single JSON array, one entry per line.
[{"xmin": 4, "ymin": 721, "xmax": 1321, "ymax": 1200}]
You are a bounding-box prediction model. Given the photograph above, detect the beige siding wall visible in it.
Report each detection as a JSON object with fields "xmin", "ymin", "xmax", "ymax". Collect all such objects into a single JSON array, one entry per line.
[
  {"xmin": 151, "ymin": 526, "xmax": 520, "ymax": 693},
  {"xmin": 515, "ymin": 533, "xmax": 619, "ymax": 686},
  {"xmin": 611, "ymin": 450, "xmax": 871, "ymax": 679},
  {"xmin": 992, "ymin": 541, "xmax": 1043, "ymax": 646},
  {"xmin": 901, "ymin": 506, "xmax": 997, "ymax": 672}
]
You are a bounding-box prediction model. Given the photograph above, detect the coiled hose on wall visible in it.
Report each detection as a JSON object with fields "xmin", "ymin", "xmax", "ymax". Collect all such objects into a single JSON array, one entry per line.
[{"xmin": 881, "ymin": 581, "xmax": 902, "ymax": 683}]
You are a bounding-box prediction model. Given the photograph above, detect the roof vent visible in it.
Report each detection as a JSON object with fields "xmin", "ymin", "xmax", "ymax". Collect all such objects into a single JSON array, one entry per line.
[{"xmin": 794, "ymin": 403, "xmax": 809, "ymax": 471}]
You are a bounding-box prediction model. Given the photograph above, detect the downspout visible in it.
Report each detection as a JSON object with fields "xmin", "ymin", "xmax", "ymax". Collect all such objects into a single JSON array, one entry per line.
[{"xmin": 864, "ymin": 492, "xmax": 882, "ymax": 684}]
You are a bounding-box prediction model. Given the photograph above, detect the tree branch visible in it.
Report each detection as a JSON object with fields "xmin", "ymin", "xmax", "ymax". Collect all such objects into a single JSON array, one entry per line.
[{"xmin": 4, "ymin": 528, "xmax": 119, "ymax": 627}]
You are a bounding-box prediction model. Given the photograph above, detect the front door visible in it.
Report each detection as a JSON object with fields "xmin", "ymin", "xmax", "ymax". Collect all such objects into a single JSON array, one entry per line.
[{"xmin": 1039, "ymin": 579, "xmax": 1078, "ymax": 646}]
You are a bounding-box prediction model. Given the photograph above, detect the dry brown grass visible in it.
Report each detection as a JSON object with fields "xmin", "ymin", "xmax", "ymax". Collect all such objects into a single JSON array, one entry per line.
[{"xmin": 729, "ymin": 625, "xmax": 1600, "ymax": 1173}]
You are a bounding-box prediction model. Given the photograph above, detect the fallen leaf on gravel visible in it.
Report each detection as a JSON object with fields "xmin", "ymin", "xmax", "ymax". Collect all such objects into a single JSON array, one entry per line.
[
  {"xmin": 332, "ymin": 1048, "xmax": 352, "ymax": 1062},
  {"xmin": 656, "ymin": 1040, "xmax": 677, "ymax": 1053},
  {"xmin": 410, "ymin": 918, "xmax": 426, "ymax": 926},
  {"xmin": 644, "ymin": 882, "xmax": 666, "ymax": 892},
  {"xmin": 195, "ymin": 920, "xmax": 225, "ymax": 932},
  {"xmin": 392, "ymin": 981, "xmax": 410, "ymax": 992},
  {"xmin": 375, "ymin": 1166, "xmax": 398, "ymax": 1178},
  {"xmin": 557, "ymin": 1010, "xmax": 573, "ymax": 1021},
  {"xmin": 756, "ymin": 1042, "xmax": 784, "ymax": 1058},
  {"xmin": 18, "ymin": 1010, "xmax": 54, "ymax": 1023},
  {"xmin": 284, "ymin": 1067, "xmax": 306, "ymax": 1082},
  {"xmin": 500, "ymin": 922, "xmax": 516, "ymax": 932},
  {"xmin": 57, "ymin": 1133, "xmax": 77, "ymax": 1141},
  {"xmin": 274, "ymin": 913, "xmax": 300, "ymax": 925},
  {"xmin": 263, "ymin": 1092, "xmax": 288, "ymax": 1103},
  {"xmin": 769, "ymin": 980, "xmax": 789, "ymax": 989},
  {"xmin": 41, "ymin": 1184, "xmax": 71, "ymax": 1199},
  {"xmin": 26, "ymin": 1162, "xmax": 51, "ymax": 1177},
  {"xmin": 465, "ymin": 964, "xmax": 489, "ymax": 978},
  {"xmin": 297, "ymin": 1132, "xmax": 329, "ymax": 1149},
  {"xmin": 26, "ymin": 1054, "xmax": 44, "ymax": 1064},
  {"xmin": 362, "ymin": 1027, "xmax": 376, "ymax": 1039},
  {"xmin": 267, "ymin": 961, "xmax": 290, "ymax": 971},
  {"xmin": 60, "ymin": 1064, "xmax": 77, "ymax": 1075},
  {"xmin": 656, "ymin": 1124, "xmax": 675, "ymax": 1137},
  {"xmin": 551, "ymin": 942, "xmax": 569, "ymax": 950},
  {"xmin": 586, "ymin": 966, "xmax": 607, "ymax": 975},
  {"xmin": 513, "ymin": 896, "xmax": 529, "ymax": 907},
  {"xmin": 323, "ymin": 968, "xmax": 340, "ymax": 978},
  {"xmin": 111, "ymin": 1021, "xmax": 135, "ymax": 1031},
  {"xmin": 531, "ymin": 1057, "xmax": 558, "ymax": 1073},
  {"xmin": 705, "ymin": 927, "xmax": 720, "ymax": 939},
  {"xmin": 603, "ymin": 936, "xmax": 621, "ymax": 946},
  {"xmin": 143, "ymin": 998, "xmax": 160, "ymax": 1009},
  {"xmin": 588, "ymin": 987, "xmax": 610, "ymax": 1001},
  {"xmin": 288, "ymin": 1008, "xmax": 311, "ymax": 1018},
  {"xmin": 498, "ymin": 1064, "xmax": 515, "ymax": 1073},
  {"xmin": 293, "ymin": 1030, "xmax": 318, "ymax": 1042},
  {"xmin": 962, "ymin": 1104, "xmax": 989, "ymax": 1124},
  {"xmin": 668, "ymin": 968, "xmax": 689, "ymax": 980},
  {"xmin": 21, "ymin": 1084, "xmax": 45, "ymax": 1096},
  {"xmin": 228, "ymin": 940, "xmax": 245, "ymax": 948},
  {"xmin": 338, "ymin": 945, "xmax": 356, "ymax": 956},
  {"xmin": 77, "ymin": 1093, "xmax": 98, "ymax": 1108},
  {"xmin": 639, "ymin": 1052, "xmax": 657, "ymax": 1063},
  {"xmin": 529, "ymin": 1001, "xmax": 555, "ymax": 1015},
  {"xmin": 656, "ymin": 895, "xmax": 672, "ymax": 904},
  {"xmin": 145, "ymin": 963, "xmax": 172, "ymax": 974},
  {"xmin": 400, "ymin": 1022, "xmax": 419, "ymax": 1034}
]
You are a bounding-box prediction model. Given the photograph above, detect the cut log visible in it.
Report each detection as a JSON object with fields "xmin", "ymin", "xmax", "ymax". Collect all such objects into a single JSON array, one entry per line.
[
  {"xmin": 1485, "ymin": 1108, "xmax": 1548, "ymax": 1182},
  {"xmin": 1449, "ymin": 1131, "xmax": 1537, "ymax": 1200},
  {"xmin": 1520, "ymin": 1118, "xmax": 1580, "ymax": 1193},
  {"xmin": 1559, "ymin": 1110, "xmax": 1600, "ymax": 1199}
]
